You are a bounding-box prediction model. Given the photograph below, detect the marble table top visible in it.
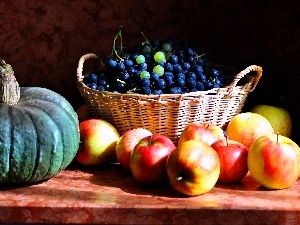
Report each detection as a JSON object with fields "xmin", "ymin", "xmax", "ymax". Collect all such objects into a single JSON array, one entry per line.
[{"xmin": 0, "ymin": 162, "xmax": 299, "ymax": 225}]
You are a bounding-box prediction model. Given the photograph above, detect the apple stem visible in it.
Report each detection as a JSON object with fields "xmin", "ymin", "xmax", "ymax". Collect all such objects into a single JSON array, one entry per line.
[{"xmin": 276, "ymin": 133, "xmax": 279, "ymax": 143}]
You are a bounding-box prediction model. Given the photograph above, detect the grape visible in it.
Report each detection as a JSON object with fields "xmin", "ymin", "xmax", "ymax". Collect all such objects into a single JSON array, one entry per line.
[
  {"xmin": 170, "ymin": 87, "xmax": 182, "ymax": 94},
  {"xmin": 165, "ymin": 63, "xmax": 173, "ymax": 72},
  {"xmin": 106, "ymin": 58, "xmax": 117, "ymax": 69},
  {"xmin": 140, "ymin": 86, "xmax": 151, "ymax": 95},
  {"xmin": 196, "ymin": 82, "xmax": 205, "ymax": 91},
  {"xmin": 152, "ymin": 89, "xmax": 164, "ymax": 95},
  {"xmin": 176, "ymin": 78, "xmax": 185, "ymax": 87},
  {"xmin": 142, "ymin": 45, "xmax": 153, "ymax": 55},
  {"xmin": 140, "ymin": 78, "xmax": 151, "ymax": 87},
  {"xmin": 136, "ymin": 55, "xmax": 146, "ymax": 64},
  {"xmin": 138, "ymin": 62, "xmax": 147, "ymax": 71},
  {"xmin": 169, "ymin": 55, "xmax": 178, "ymax": 65},
  {"xmin": 97, "ymin": 86, "xmax": 106, "ymax": 91},
  {"xmin": 98, "ymin": 79, "xmax": 107, "ymax": 87},
  {"xmin": 173, "ymin": 64, "xmax": 182, "ymax": 73},
  {"xmin": 124, "ymin": 59, "xmax": 133, "ymax": 68},
  {"xmin": 90, "ymin": 83, "xmax": 97, "ymax": 90},
  {"xmin": 182, "ymin": 62, "xmax": 191, "ymax": 71},
  {"xmin": 150, "ymin": 39, "xmax": 160, "ymax": 48},
  {"xmin": 153, "ymin": 65, "xmax": 164, "ymax": 76},
  {"xmin": 194, "ymin": 65, "xmax": 204, "ymax": 74},
  {"xmin": 140, "ymin": 71, "xmax": 151, "ymax": 79},
  {"xmin": 154, "ymin": 51, "xmax": 166, "ymax": 63},
  {"xmin": 117, "ymin": 62, "xmax": 125, "ymax": 71},
  {"xmin": 162, "ymin": 43, "xmax": 172, "ymax": 52},
  {"xmin": 155, "ymin": 78, "xmax": 167, "ymax": 90},
  {"xmin": 186, "ymin": 72, "xmax": 196, "ymax": 80},
  {"xmin": 186, "ymin": 78, "xmax": 197, "ymax": 89},
  {"xmin": 89, "ymin": 73, "xmax": 98, "ymax": 83},
  {"xmin": 150, "ymin": 72, "xmax": 160, "ymax": 81}
]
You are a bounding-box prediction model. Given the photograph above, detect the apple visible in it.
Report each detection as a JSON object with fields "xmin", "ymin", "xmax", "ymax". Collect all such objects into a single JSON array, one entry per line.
[
  {"xmin": 76, "ymin": 103, "xmax": 93, "ymax": 123},
  {"xmin": 178, "ymin": 122, "xmax": 224, "ymax": 146},
  {"xmin": 75, "ymin": 119, "xmax": 120, "ymax": 166},
  {"xmin": 116, "ymin": 128, "xmax": 152, "ymax": 170},
  {"xmin": 248, "ymin": 133, "xmax": 300, "ymax": 189},
  {"xmin": 212, "ymin": 139, "xmax": 248, "ymax": 183},
  {"xmin": 226, "ymin": 112, "xmax": 274, "ymax": 150},
  {"xmin": 166, "ymin": 140, "xmax": 220, "ymax": 196},
  {"xmin": 130, "ymin": 134, "xmax": 176, "ymax": 185},
  {"xmin": 251, "ymin": 104, "xmax": 292, "ymax": 138}
]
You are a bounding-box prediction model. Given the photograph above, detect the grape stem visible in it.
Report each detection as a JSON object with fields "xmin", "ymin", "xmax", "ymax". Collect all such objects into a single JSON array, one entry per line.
[
  {"xmin": 112, "ymin": 26, "xmax": 124, "ymax": 61},
  {"xmin": 141, "ymin": 32, "xmax": 156, "ymax": 53}
]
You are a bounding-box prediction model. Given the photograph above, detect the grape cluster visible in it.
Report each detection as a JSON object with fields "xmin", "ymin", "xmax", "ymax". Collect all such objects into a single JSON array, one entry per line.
[{"xmin": 83, "ymin": 30, "xmax": 235, "ymax": 95}]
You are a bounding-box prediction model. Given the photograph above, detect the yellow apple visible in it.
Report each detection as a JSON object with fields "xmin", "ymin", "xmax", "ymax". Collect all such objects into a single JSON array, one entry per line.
[
  {"xmin": 251, "ymin": 104, "xmax": 292, "ymax": 138},
  {"xmin": 75, "ymin": 119, "xmax": 120, "ymax": 166},
  {"xmin": 226, "ymin": 112, "xmax": 274, "ymax": 150}
]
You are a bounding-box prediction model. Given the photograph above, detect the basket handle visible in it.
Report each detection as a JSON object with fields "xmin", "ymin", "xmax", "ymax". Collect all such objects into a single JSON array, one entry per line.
[
  {"xmin": 76, "ymin": 53, "xmax": 101, "ymax": 82},
  {"xmin": 225, "ymin": 65, "xmax": 263, "ymax": 94}
]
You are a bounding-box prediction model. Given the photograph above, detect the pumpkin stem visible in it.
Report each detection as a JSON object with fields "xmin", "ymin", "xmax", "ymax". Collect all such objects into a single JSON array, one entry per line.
[{"xmin": 0, "ymin": 59, "xmax": 20, "ymax": 105}]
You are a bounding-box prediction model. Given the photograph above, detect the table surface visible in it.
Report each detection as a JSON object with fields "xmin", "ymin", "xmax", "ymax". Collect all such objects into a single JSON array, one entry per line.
[{"xmin": 0, "ymin": 162, "xmax": 299, "ymax": 225}]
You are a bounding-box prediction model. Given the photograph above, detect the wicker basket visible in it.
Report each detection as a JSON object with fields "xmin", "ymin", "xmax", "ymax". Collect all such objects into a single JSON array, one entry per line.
[{"xmin": 77, "ymin": 53, "xmax": 262, "ymax": 144}]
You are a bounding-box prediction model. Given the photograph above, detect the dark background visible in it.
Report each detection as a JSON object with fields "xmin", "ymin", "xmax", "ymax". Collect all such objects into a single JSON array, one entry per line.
[{"xmin": 1, "ymin": 1, "xmax": 299, "ymax": 144}]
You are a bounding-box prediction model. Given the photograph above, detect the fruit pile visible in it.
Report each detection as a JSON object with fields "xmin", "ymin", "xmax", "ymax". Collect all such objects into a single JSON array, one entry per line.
[
  {"xmin": 75, "ymin": 104, "xmax": 300, "ymax": 196},
  {"xmin": 83, "ymin": 27, "xmax": 237, "ymax": 95}
]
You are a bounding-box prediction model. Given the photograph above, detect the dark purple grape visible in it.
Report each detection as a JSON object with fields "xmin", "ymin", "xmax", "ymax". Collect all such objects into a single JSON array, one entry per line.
[
  {"xmin": 196, "ymin": 82, "xmax": 205, "ymax": 91},
  {"xmin": 176, "ymin": 78, "xmax": 185, "ymax": 87},
  {"xmin": 169, "ymin": 55, "xmax": 178, "ymax": 65},
  {"xmin": 155, "ymin": 78, "xmax": 167, "ymax": 90},
  {"xmin": 124, "ymin": 59, "xmax": 133, "ymax": 68},
  {"xmin": 186, "ymin": 78, "xmax": 197, "ymax": 89},
  {"xmin": 97, "ymin": 86, "xmax": 106, "ymax": 91},
  {"xmin": 140, "ymin": 78, "xmax": 151, "ymax": 87},
  {"xmin": 173, "ymin": 64, "xmax": 182, "ymax": 73},
  {"xmin": 89, "ymin": 83, "xmax": 97, "ymax": 90},
  {"xmin": 150, "ymin": 72, "xmax": 160, "ymax": 81},
  {"xmin": 169, "ymin": 87, "xmax": 182, "ymax": 94},
  {"xmin": 140, "ymin": 86, "xmax": 151, "ymax": 94},
  {"xmin": 182, "ymin": 62, "xmax": 191, "ymax": 71},
  {"xmin": 165, "ymin": 62, "xmax": 173, "ymax": 72},
  {"xmin": 152, "ymin": 89, "xmax": 164, "ymax": 95}
]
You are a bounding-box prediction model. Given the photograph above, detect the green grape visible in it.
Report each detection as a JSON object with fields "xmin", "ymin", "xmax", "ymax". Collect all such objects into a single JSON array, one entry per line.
[
  {"xmin": 142, "ymin": 45, "xmax": 153, "ymax": 55},
  {"xmin": 140, "ymin": 71, "xmax": 150, "ymax": 79},
  {"xmin": 136, "ymin": 55, "xmax": 145, "ymax": 64},
  {"xmin": 153, "ymin": 65, "xmax": 164, "ymax": 76},
  {"xmin": 165, "ymin": 52, "xmax": 172, "ymax": 60},
  {"xmin": 154, "ymin": 51, "xmax": 166, "ymax": 63},
  {"xmin": 162, "ymin": 43, "xmax": 172, "ymax": 52}
]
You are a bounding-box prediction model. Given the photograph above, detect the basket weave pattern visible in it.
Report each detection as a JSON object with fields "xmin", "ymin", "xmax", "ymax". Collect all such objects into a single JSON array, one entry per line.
[{"xmin": 77, "ymin": 53, "xmax": 262, "ymax": 144}]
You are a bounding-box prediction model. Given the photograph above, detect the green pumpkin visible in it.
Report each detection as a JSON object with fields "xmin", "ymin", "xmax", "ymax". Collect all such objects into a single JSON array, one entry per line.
[{"xmin": 0, "ymin": 60, "xmax": 80, "ymax": 183}]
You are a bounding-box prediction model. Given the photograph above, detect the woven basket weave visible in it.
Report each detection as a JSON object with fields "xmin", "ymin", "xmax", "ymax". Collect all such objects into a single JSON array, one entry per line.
[{"xmin": 77, "ymin": 53, "xmax": 262, "ymax": 144}]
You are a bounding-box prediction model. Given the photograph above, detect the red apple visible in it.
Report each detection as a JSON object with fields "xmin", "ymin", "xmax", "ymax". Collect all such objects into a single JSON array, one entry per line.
[
  {"xmin": 248, "ymin": 133, "xmax": 300, "ymax": 189},
  {"xmin": 130, "ymin": 134, "xmax": 176, "ymax": 185},
  {"xmin": 116, "ymin": 128, "xmax": 152, "ymax": 170},
  {"xmin": 166, "ymin": 140, "xmax": 220, "ymax": 196},
  {"xmin": 212, "ymin": 139, "xmax": 248, "ymax": 183},
  {"xmin": 75, "ymin": 119, "xmax": 120, "ymax": 166},
  {"xmin": 178, "ymin": 122, "xmax": 223, "ymax": 146}
]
